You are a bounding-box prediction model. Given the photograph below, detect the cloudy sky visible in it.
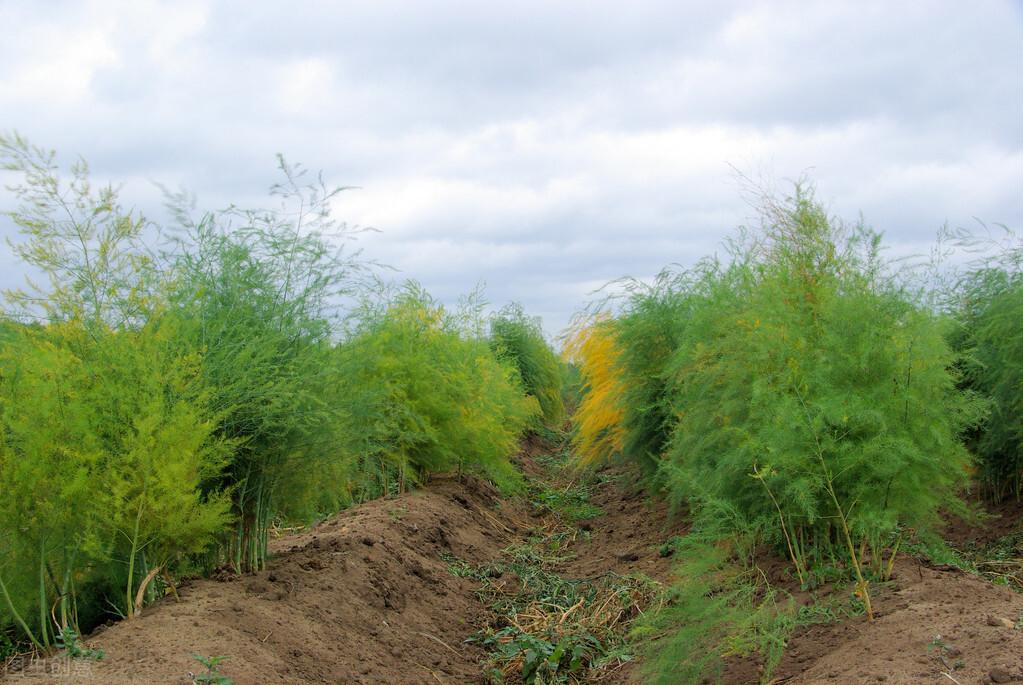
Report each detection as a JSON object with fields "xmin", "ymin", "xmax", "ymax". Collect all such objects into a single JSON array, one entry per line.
[{"xmin": 1, "ymin": 0, "xmax": 1021, "ymax": 334}]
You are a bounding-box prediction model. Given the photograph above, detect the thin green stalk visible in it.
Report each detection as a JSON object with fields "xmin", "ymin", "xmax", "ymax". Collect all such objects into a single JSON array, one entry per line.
[
  {"xmin": 884, "ymin": 536, "xmax": 902, "ymax": 581},
  {"xmin": 249, "ymin": 481, "xmax": 263, "ymax": 572},
  {"xmin": 126, "ymin": 498, "xmax": 144, "ymax": 619},
  {"xmin": 753, "ymin": 463, "xmax": 806, "ymax": 586},
  {"xmin": 233, "ymin": 464, "xmax": 252, "ymax": 573},
  {"xmin": 70, "ymin": 572, "xmax": 80, "ymax": 633},
  {"xmin": 39, "ymin": 541, "xmax": 50, "ymax": 648},
  {"xmin": 258, "ymin": 487, "xmax": 271, "ymax": 572},
  {"xmin": 59, "ymin": 546, "xmax": 78, "ymax": 632},
  {"xmin": 796, "ymin": 389, "xmax": 874, "ymax": 621},
  {"xmin": 233, "ymin": 516, "xmax": 244, "ymax": 573},
  {"xmin": 826, "ymin": 480, "xmax": 872, "ymax": 621},
  {"xmin": 0, "ymin": 571, "xmax": 44, "ymax": 651}
]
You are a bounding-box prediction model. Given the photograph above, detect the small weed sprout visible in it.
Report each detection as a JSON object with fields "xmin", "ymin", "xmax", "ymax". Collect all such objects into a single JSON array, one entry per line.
[
  {"xmin": 56, "ymin": 627, "xmax": 104, "ymax": 661},
  {"xmin": 927, "ymin": 635, "xmax": 965, "ymax": 680},
  {"xmin": 657, "ymin": 536, "xmax": 683, "ymax": 558},
  {"xmin": 190, "ymin": 654, "xmax": 234, "ymax": 685}
]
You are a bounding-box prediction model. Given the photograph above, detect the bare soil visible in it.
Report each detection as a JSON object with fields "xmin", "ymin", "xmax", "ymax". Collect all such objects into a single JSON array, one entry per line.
[
  {"xmin": 557, "ymin": 465, "xmax": 679, "ymax": 584},
  {"xmin": 783, "ymin": 560, "xmax": 1023, "ymax": 685},
  {"xmin": 5, "ymin": 444, "xmax": 1023, "ymax": 685}
]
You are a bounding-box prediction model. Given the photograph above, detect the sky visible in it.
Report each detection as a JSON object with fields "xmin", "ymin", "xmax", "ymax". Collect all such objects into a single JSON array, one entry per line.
[{"xmin": 1, "ymin": 0, "xmax": 1022, "ymax": 335}]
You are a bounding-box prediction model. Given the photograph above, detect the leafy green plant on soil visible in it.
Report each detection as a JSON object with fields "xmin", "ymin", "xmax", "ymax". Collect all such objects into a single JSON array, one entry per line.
[
  {"xmin": 657, "ymin": 535, "xmax": 684, "ymax": 558},
  {"xmin": 453, "ymin": 542, "xmax": 659, "ymax": 684},
  {"xmin": 794, "ymin": 593, "xmax": 867, "ymax": 625},
  {"xmin": 190, "ymin": 654, "xmax": 234, "ymax": 685},
  {"xmin": 904, "ymin": 533, "xmax": 976, "ymax": 573},
  {"xmin": 957, "ymin": 530, "xmax": 1023, "ymax": 590},
  {"xmin": 0, "ymin": 631, "xmax": 16, "ymax": 660},
  {"xmin": 927, "ymin": 635, "xmax": 966, "ymax": 676},
  {"xmin": 386, "ymin": 505, "xmax": 408, "ymax": 521},
  {"xmin": 55, "ymin": 627, "xmax": 104, "ymax": 661}
]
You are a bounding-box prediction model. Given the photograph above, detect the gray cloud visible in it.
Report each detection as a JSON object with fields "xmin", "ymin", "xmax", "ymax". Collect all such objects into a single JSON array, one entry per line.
[{"xmin": 2, "ymin": 0, "xmax": 1022, "ymax": 334}]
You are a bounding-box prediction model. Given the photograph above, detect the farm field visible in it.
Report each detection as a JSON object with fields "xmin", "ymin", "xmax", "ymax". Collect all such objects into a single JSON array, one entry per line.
[
  {"xmin": 2, "ymin": 137, "xmax": 1023, "ymax": 684},
  {"xmin": 4, "ymin": 4, "xmax": 1023, "ymax": 683}
]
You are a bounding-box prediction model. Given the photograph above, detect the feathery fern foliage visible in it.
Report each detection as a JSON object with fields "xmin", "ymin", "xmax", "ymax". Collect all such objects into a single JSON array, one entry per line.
[{"xmin": 489, "ymin": 303, "xmax": 565, "ymax": 426}]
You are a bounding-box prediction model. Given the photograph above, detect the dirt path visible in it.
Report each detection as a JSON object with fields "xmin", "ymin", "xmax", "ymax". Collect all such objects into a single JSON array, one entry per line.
[{"xmin": 551, "ymin": 466, "xmax": 679, "ymax": 684}]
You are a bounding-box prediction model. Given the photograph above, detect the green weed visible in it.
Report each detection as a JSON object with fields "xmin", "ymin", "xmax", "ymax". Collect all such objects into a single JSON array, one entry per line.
[
  {"xmin": 462, "ymin": 545, "xmax": 659, "ymax": 684},
  {"xmin": 794, "ymin": 593, "xmax": 867, "ymax": 626},
  {"xmin": 190, "ymin": 654, "xmax": 234, "ymax": 685},
  {"xmin": 531, "ymin": 484, "xmax": 603, "ymax": 524},
  {"xmin": 657, "ymin": 535, "xmax": 684, "ymax": 558},
  {"xmin": 0, "ymin": 630, "xmax": 19, "ymax": 660},
  {"xmin": 955, "ymin": 530, "xmax": 1023, "ymax": 590},
  {"xmin": 927, "ymin": 635, "xmax": 966, "ymax": 675},
  {"xmin": 56, "ymin": 627, "xmax": 104, "ymax": 661}
]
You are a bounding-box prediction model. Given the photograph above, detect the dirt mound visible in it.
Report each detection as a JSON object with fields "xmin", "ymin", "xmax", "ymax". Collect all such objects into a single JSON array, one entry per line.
[
  {"xmin": 780, "ymin": 560, "xmax": 1023, "ymax": 685},
  {"xmin": 6, "ymin": 476, "xmax": 525, "ymax": 685}
]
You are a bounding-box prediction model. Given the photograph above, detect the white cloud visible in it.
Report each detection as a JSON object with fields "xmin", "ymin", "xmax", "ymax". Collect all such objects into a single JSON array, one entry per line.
[
  {"xmin": 1, "ymin": 0, "xmax": 1022, "ymax": 334},
  {"xmin": 1, "ymin": 26, "xmax": 117, "ymax": 105}
]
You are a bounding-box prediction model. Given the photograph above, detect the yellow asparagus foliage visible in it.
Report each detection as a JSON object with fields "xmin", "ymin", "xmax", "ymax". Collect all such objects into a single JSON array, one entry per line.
[{"xmin": 564, "ymin": 317, "xmax": 627, "ymax": 467}]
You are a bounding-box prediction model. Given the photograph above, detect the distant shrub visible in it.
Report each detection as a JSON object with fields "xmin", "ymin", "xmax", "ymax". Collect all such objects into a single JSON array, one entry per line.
[
  {"xmin": 954, "ymin": 259, "xmax": 1023, "ymax": 499},
  {"xmin": 337, "ymin": 283, "xmax": 538, "ymax": 494},
  {"xmin": 564, "ymin": 316, "xmax": 627, "ymax": 468},
  {"xmin": 489, "ymin": 303, "xmax": 565, "ymax": 426}
]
